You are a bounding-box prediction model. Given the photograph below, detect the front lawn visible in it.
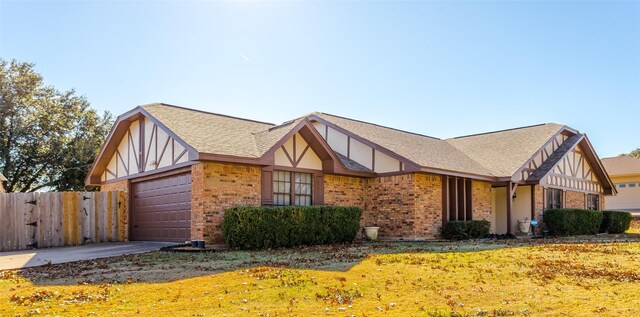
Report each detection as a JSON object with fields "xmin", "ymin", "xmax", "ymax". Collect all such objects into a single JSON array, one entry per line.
[{"xmin": 2, "ymin": 231, "xmax": 640, "ymax": 316}]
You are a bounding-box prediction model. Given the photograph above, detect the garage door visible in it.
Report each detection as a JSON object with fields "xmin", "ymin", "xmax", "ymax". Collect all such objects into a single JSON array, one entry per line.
[{"xmin": 131, "ymin": 173, "xmax": 192, "ymax": 242}]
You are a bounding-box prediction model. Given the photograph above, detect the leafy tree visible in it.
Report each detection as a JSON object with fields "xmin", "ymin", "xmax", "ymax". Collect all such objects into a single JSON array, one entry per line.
[
  {"xmin": 619, "ymin": 149, "xmax": 640, "ymax": 159},
  {"xmin": 0, "ymin": 59, "xmax": 113, "ymax": 192}
]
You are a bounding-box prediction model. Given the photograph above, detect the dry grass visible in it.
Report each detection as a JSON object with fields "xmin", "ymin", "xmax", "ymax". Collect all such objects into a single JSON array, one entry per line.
[{"xmin": 2, "ymin": 234, "xmax": 640, "ymax": 317}]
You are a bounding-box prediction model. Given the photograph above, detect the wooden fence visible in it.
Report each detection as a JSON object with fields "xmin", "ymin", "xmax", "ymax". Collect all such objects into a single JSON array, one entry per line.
[{"xmin": 0, "ymin": 192, "xmax": 126, "ymax": 252}]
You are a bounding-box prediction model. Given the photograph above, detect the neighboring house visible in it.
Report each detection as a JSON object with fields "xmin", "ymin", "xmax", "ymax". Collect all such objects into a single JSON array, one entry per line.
[
  {"xmin": 86, "ymin": 103, "xmax": 615, "ymax": 242},
  {"xmin": 0, "ymin": 173, "xmax": 6, "ymax": 193},
  {"xmin": 601, "ymin": 156, "xmax": 640, "ymax": 216}
]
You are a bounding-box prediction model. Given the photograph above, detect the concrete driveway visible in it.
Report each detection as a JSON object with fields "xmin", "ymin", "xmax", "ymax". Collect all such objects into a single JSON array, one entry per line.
[{"xmin": 0, "ymin": 241, "xmax": 174, "ymax": 270}]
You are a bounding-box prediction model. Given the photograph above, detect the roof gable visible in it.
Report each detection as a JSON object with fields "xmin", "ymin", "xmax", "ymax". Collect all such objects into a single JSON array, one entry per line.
[{"xmin": 86, "ymin": 106, "xmax": 197, "ymax": 184}]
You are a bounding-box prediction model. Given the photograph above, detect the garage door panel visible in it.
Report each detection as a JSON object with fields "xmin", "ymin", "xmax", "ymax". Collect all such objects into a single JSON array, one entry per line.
[{"xmin": 131, "ymin": 173, "xmax": 192, "ymax": 242}]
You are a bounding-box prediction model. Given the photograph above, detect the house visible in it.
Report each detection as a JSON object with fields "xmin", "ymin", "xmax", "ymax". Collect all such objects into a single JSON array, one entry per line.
[
  {"xmin": 86, "ymin": 103, "xmax": 616, "ymax": 242},
  {"xmin": 602, "ymin": 156, "xmax": 640, "ymax": 216},
  {"xmin": 0, "ymin": 173, "xmax": 6, "ymax": 193}
]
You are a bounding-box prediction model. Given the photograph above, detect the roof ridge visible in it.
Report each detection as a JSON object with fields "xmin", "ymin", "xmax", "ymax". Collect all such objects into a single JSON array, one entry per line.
[
  {"xmin": 142, "ymin": 102, "xmax": 276, "ymax": 126},
  {"xmin": 319, "ymin": 112, "xmax": 441, "ymax": 140},
  {"xmin": 450, "ymin": 123, "xmax": 558, "ymax": 139}
]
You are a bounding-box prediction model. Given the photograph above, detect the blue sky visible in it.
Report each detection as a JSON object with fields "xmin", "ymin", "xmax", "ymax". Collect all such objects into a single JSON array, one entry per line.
[{"xmin": 1, "ymin": 1, "xmax": 638, "ymax": 157}]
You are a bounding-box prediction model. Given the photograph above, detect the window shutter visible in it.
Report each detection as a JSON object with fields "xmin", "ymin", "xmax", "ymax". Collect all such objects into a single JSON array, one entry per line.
[
  {"xmin": 313, "ymin": 175, "xmax": 324, "ymax": 205},
  {"xmin": 262, "ymin": 170, "xmax": 273, "ymax": 205}
]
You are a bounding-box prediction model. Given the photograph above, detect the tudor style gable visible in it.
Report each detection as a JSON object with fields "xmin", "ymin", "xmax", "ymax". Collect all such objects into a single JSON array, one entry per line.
[
  {"xmin": 86, "ymin": 109, "xmax": 195, "ymax": 185},
  {"xmin": 308, "ymin": 117, "xmax": 408, "ymax": 174},
  {"xmin": 525, "ymin": 134, "xmax": 615, "ymax": 195}
]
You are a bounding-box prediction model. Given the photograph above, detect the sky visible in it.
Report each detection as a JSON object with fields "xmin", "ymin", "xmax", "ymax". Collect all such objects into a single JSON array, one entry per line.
[{"xmin": 1, "ymin": 1, "xmax": 638, "ymax": 158}]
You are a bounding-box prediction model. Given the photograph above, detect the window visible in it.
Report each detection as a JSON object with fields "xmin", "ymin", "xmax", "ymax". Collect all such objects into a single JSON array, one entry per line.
[
  {"xmin": 619, "ymin": 184, "xmax": 626, "ymax": 188},
  {"xmin": 630, "ymin": 183, "xmax": 637, "ymax": 188},
  {"xmin": 546, "ymin": 188, "xmax": 562, "ymax": 210},
  {"xmin": 587, "ymin": 194, "xmax": 600, "ymax": 211},
  {"xmin": 272, "ymin": 170, "xmax": 312, "ymax": 206}
]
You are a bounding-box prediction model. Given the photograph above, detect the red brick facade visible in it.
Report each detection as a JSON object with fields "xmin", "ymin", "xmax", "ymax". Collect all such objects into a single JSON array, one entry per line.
[
  {"xmin": 100, "ymin": 164, "xmax": 607, "ymax": 243},
  {"xmin": 471, "ymin": 181, "xmax": 493, "ymax": 222},
  {"xmin": 191, "ymin": 162, "xmax": 262, "ymax": 243},
  {"xmin": 565, "ymin": 190, "xmax": 586, "ymax": 209}
]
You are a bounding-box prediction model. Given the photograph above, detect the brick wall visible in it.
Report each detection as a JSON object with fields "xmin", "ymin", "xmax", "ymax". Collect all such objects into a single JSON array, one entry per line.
[
  {"xmin": 565, "ymin": 190, "xmax": 586, "ymax": 209},
  {"xmin": 100, "ymin": 179, "xmax": 129, "ymax": 240},
  {"xmin": 364, "ymin": 174, "xmax": 416, "ymax": 238},
  {"xmin": 324, "ymin": 172, "xmax": 447, "ymax": 239},
  {"xmin": 323, "ymin": 174, "xmax": 367, "ymax": 209},
  {"xmin": 413, "ymin": 174, "xmax": 443, "ymax": 237},
  {"xmin": 191, "ymin": 162, "xmax": 262, "ymax": 243},
  {"xmin": 471, "ymin": 180, "xmax": 493, "ymax": 223}
]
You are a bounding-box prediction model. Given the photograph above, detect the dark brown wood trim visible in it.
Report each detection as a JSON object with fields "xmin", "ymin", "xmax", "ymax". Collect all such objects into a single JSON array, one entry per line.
[
  {"xmin": 116, "ymin": 150, "xmax": 128, "ymax": 175},
  {"xmin": 347, "ymin": 136, "xmax": 351, "ymax": 158},
  {"xmin": 128, "ymin": 130, "xmax": 139, "ymax": 172},
  {"xmin": 128, "ymin": 165, "xmax": 193, "ymax": 183},
  {"xmin": 295, "ymin": 145, "xmax": 311, "ymax": 167},
  {"xmin": 371, "ymin": 148, "xmax": 376, "ymax": 172},
  {"xmin": 127, "ymin": 130, "xmax": 131, "ymax": 172},
  {"xmin": 262, "ymin": 165, "xmax": 324, "ymax": 174},
  {"xmin": 155, "ymin": 125, "xmax": 159, "ymax": 166},
  {"xmin": 512, "ymin": 127, "xmax": 573, "ymax": 182},
  {"xmin": 530, "ymin": 185, "xmax": 536, "ymax": 220},
  {"xmin": 307, "ymin": 115, "xmax": 422, "ymax": 171},
  {"xmin": 291, "ymin": 134, "xmax": 296, "ymax": 164},
  {"xmin": 171, "ymin": 139, "xmax": 175, "ymax": 166},
  {"xmin": 173, "ymin": 149, "xmax": 188, "ymax": 165},
  {"xmin": 86, "ymin": 106, "xmax": 199, "ymax": 185},
  {"xmin": 157, "ymin": 136, "xmax": 171, "ymax": 169},
  {"xmin": 106, "ymin": 169, "xmax": 116, "ymax": 178},
  {"xmin": 281, "ymin": 145, "xmax": 295, "ymax": 166},
  {"xmin": 506, "ymin": 181, "xmax": 512, "ymax": 234},
  {"xmin": 442, "ymin": 176, "xmax": 448, "ymax": 227},
  {"xmin": 139, "ymin": 118, "xmax": 145, "ymax": 173},
  {"xmin": 421, "ymin": 167, "xmax": 496, "ymax": 182},
  {"xmin": 103, "ymin": 162, "xmax": 196, "ymax": 185},
  {"xmin": 144, "ymin": 124, "xmax": 155, "ymax": 171}
]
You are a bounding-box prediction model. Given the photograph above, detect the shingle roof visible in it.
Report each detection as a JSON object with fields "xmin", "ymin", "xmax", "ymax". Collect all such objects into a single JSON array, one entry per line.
[
  {"xmin": 313, "ymin": 113, "xmax": 495, "ymax": 176},
  {"xmin": 601, "ymin": 156, "xmax": 640, "ymax": 176},
  {"xmin": 446, "ymin": 123, "xmax": 566, "ymax": 177},
  {"xmin": 140, "ymin": 104, "xmax": 574, "ymax": 179},
  {"xmin": 143, "ymin": 103, "xmax": 274, "ymax": 158}
]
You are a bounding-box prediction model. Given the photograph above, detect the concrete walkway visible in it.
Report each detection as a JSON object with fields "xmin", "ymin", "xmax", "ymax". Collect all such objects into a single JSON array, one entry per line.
[{"xmin": 0, "ymin": 241, "xmax": 174, "ymax": 270}]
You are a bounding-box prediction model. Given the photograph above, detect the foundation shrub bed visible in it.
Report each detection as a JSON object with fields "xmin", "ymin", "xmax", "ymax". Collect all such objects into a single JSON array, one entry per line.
[
  {"xmin": 543, "ymin": 209, "xmax": 603, "ymax": 236},
  {"xmin": 441, "ymin": 220, "xmax": 491, "ymax": 240},
  {"xmin": 599, "ymin": 210, "xmax": 632, "ymax": 234},
  {"xmin": 223, "ymin": 206, "xmax": 361, "ymax": 249}
]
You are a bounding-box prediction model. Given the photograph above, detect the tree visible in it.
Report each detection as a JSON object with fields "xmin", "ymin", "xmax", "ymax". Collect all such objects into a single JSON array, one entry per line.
[
  {"xmin": 619, "ymin": 149, "xmax": 640, "ymax": 159},
  {"xmin": 0, "ymin": 59, "xmax": 113, "ymax": 192}
]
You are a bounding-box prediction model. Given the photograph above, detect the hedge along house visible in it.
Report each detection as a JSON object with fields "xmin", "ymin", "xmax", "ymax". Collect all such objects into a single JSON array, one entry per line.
[{"xmin": 86, "ymin": 103, "xmax": 616, "ymax": 243}]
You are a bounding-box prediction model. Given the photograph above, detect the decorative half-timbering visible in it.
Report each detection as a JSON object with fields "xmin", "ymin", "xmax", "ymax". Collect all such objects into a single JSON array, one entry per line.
[
  {"xmin": 541, "ymin": 145, "xmax": 603, "ymax": 194},
  {"xmin": 518, "ymin": 133, "xmax": 569, "ymax": 182},
  {"xmin": 274, "ymin": 133, "xmax": 322, "ymax": 170},
  {"xmin": 310, "ymin": 121, "xmax": 403, "ymax": 173},
  {"xmin": 101, "ymin": 117, "xmax": 190, "ymax": 181}
]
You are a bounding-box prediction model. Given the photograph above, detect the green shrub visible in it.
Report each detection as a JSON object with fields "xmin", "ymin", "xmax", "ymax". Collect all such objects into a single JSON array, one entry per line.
[
  {"xmin": 543, "ymin": 209, "xmax": 603, "ymax": 236},
  {"xmin": 441, "ymin": 220, "xmax": 491, "ymax": 240},
  {"xmin": 222, "ymin": 205, "xmax": 361, "ymax": 249},
  {"xmin": 600, "ymin": 210, "xmax": 632, "ymax": 234}
]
